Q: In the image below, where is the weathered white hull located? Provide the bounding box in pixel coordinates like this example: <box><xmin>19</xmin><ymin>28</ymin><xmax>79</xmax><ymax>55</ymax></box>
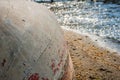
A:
<box><xmin>0</xmin><ymin>0</ymin><xmax>74</xmax><ymax>80</ymax></box>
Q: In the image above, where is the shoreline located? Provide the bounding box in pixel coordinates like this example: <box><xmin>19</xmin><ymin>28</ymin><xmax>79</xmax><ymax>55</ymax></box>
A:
<box><xmin>43</xmin><ymin>1</ymin><xmax>120</xmax><ymax>44</ymax></box>
<box><xmin>62</xmin><ymin>27</ymin><xmax>120</xmax><ymax>54</ymax></box>
<box><xmin>63</xmin><ymin>29</ymin><xmax>120</xmax><ymax>80</ymax></box>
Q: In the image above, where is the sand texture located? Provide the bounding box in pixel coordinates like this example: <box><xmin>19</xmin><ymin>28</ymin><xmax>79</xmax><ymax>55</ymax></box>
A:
<box><xmin>63</xmin><ymin>30</ymin><xmax>120</xmax><ymax>80</ymax></box>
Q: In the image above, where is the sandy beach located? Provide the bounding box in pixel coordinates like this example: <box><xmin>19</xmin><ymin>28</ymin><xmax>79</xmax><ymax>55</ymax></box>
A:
<box><xmin>63</xmin><ymin>30</ymin><xmax>120</xmax><ymax>80</ymax></box>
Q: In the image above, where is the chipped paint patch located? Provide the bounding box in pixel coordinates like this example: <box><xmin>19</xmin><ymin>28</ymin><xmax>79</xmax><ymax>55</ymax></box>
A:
<box><xmin>28</xmin><ymin>73</ymin><xmax>39</xmax><ymax>80</ymax></box>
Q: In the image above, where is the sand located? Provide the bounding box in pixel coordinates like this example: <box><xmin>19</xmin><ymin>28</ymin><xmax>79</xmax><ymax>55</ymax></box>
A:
<box><xmin>63</xmin><ymin>30</ymin><xmax>120</xmax><ymax>80</ymax></box>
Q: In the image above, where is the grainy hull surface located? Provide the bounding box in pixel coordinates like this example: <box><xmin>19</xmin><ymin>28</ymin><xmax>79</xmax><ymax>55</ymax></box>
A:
<box><xmin>0</xmin><ymin>0</ymin><xmax>73</xmax><ymax>80</ymax></box>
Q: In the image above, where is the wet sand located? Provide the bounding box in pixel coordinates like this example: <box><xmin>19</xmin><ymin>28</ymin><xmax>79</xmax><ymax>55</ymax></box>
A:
<box><xmin>63</xmin><ymin>30</ymin><xmax>120</xmax><ymax>80</ymax></box>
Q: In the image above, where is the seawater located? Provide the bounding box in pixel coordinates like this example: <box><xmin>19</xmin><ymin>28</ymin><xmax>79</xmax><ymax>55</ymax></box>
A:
<box><xmin>43</xmin><ymin>1</ymin><xmax>120</xmax><ymax>52</ymax></box>
<box><xmin>44</xmin><ymin>1</ymin><xmax>120</xmax><ymax>41</ymax></box>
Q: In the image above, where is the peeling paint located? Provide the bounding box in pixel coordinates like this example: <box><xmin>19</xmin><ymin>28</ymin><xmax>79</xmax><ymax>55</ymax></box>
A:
<box><xmin>28</xmin><ymin>73</ymin><xmax>39</xmax><ymax>80</ymax></box>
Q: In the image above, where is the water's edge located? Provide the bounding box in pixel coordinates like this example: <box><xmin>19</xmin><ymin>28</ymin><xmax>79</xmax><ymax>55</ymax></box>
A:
<box><xmin>62</xmin><ymin>26</ymin><xmax>120</xmax><ymax>54</ymax></box>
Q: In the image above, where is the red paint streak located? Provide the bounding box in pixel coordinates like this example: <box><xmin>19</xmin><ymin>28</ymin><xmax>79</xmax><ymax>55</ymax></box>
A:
<box><xmin>58</xmin><ymin>62</ymin><xmax>61</xmax><ymax>67</ymax></box>
<box><xmin>58</xmin><ymin>59</ymin><xmax>63</xmax><ymax>67</ymax></box>
<box><xmin>41</xmin><ymin>77</ymin><xmax>49</xmax><ymax>80</ymax></box>
<box><xmin>51</xmin><ymin>62</ymin><xmax>55</xmax><ymax>70</ymax></box>
<box><xmin>54</xmin><ymin>68</ymin><xmax>59</xmax><ymax>75</ymax></box>
<box><xmin>1</xmin><ymin>59</ymin><xmax>6</xmax><ymax>67</ymax></box>
<box><xmin>51</xmin><ymin>59</ymin><xmax>56</xmax><ymax>70</ymax></box>
<box><xmin>28</xmin><ymin>73</ymin><xmax>39</xmax><ymax>80</ymax></box>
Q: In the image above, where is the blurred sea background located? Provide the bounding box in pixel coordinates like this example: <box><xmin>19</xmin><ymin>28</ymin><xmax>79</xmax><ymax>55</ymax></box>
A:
<box><xmin>36</xmin><ymin>0</ymin><xmax>120</xmax><ymax>52</ymax></box>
